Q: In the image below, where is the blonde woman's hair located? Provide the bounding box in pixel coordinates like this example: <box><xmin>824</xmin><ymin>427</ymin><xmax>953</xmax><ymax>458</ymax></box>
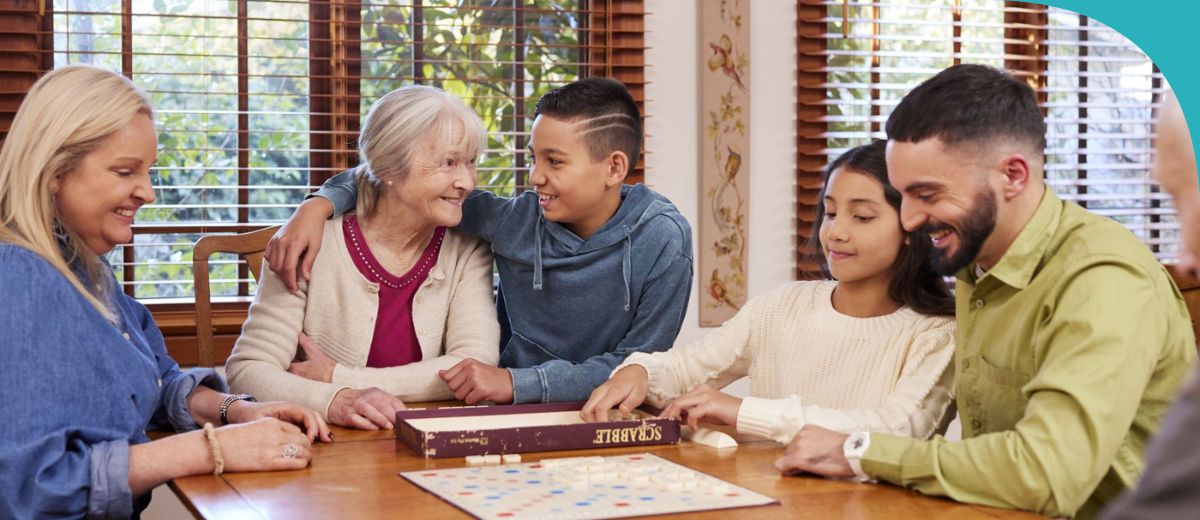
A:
<box><xmin>0</xmin><ymin>65</ymin><xmax>154</xmax><ymax>321</ymax></box>
<box><xmin>354</xmin><ymin>85</ymin><xmax>486</xmax><ymax>218</ymax></box>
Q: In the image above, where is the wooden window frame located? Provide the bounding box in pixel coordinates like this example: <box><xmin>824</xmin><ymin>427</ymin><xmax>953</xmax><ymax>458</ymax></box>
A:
<box><xmin>1</xmin><ymin>0</ymin><xmax>644</xmax><ymax>364</ymax></box>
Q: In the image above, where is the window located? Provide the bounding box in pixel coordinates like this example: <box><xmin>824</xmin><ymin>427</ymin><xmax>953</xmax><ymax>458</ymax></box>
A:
<box><xmin>45</xmin><ymin>0</ymin><xmax>646</xmax><ymax>301</ymax></box>
<box><xmin>797</xmin><ymin>0</ymin><xmax>1172</xmax><ymax>277</ymax></box>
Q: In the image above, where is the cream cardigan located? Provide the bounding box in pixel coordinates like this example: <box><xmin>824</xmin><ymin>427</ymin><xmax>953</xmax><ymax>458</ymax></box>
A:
<box><xmin>618</xmin><ymin>280</ymin><xmax>956</xmax><ymax>443</ymax></box>
<box><xmin>226</xmin><ymin>216</ymin><xmax>500</xmax><ymax>418</ymax></box>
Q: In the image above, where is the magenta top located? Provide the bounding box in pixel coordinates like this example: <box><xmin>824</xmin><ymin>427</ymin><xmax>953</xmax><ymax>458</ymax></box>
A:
<box><xmin>343</xmin><ymin>214</ymin><xmax>446</xmax><ymax>368</ymax></box>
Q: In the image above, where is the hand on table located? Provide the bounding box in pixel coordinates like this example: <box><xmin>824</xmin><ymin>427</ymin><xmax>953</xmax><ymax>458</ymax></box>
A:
<box><xmin>214</xmin><ymin>417</ymin><xmax>314</xmax><ymax>472</ymax></box>
<box><xmin>439</xmin><ymin>358</ymin><xmax>513</xmax><ymax>404</ymax></box>
<box><xmin>328</xmin><ymin>387</ymin><xmax>407</xmax><ymax>430</ymax></box>
<box><xmin>226</xmin><ymin>399</ymin><xmax>332</xmax><ymax>443</ymax></box>
<box><xmin>774</xmin><ymin>425</ymin><xmax>854</xmax><ymax>479</ymax></box>
<box><xmin>660</xmin><ymin>384</ymin><xmax>742</xmax><ymax>431</ymax></box>
<box><xmin>580</xmin><ymin>365</ymin><xmax>650</xmax><ymax>423</ymax></box>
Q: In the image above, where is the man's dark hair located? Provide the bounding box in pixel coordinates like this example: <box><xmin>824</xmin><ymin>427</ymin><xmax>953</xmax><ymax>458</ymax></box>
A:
<box><xmin>886</xmin><ymin>64</ymin><xmax>1047</xmax><ymax>154</ymax></box>
<box><xmin>535</xmin><ymin>77</ymin><xmax>642</xmax><ymax>174</ymax></box>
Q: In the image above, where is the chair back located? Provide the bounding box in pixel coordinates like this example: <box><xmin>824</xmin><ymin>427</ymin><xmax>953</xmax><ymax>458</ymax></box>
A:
<box><xmin>1167</xmin><ymin>264</ymin><xmax>1200</xmax><ymax>348</ymax></box>
<box><xmin>193</xmin><ymin>226</ymin><xmax>280</xmax><ymax>366</ymax></box>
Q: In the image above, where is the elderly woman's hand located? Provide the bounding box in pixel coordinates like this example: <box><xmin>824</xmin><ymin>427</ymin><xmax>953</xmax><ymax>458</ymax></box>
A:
<box><xmin>288</xmin><ymin>333</ymin><xmax>336</xmax><ymax>383</ymax></box>
<box><xmin>215</xmin><ymin>417</ymin><xmax>314</xmax><ymax>472</ymax></box>
<box><xmin>328</xmin><ymin>387</ymin><xmax>407</xmax><ymax>430</ymax></box>
<box><xmin>265</xmin><ymin>197</ymin><xmax>334</xmax><ymax>293</ymax></box>
<box><xmin>226</xmin><ymin>399</ymin><xmax>332</xmax><ymax>443</ymax></box>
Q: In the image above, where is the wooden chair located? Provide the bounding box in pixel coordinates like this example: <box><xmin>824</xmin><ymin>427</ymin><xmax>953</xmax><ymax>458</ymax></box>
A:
<box><xmin>1167</xmin><ymin>264</ymin><xmax>1200</xmax><ymax>348</ymax></box>
<box><xmin>193</xmin><ymin>225</ymin><xmax>280</xmax><ymax>367</ymax></box>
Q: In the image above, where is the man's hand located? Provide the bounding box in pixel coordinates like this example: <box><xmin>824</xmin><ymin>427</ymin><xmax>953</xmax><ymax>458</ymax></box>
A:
<box><xmin>439</xmin><ymin>359</ymin><xmax>514</xmax><ymax>404</ymax></box>
<box><xmin>580</xmin><ymin>365</ymin><xmax>650</xmax><ymax>423</ymax></box>
<box><xmin>774</xmin><ymin>425</ymin><xmax>855</xmax><ymax>479</ymax></box>
<box><xmin>287</xmin><ymin>333</ymin><xmax>336</xmax><ymax>383</ymax></box>
<box><xmin>264</xmin><ymin>197</ymin><xmax>334</xmax><ymax>293</ymax></box>
<box><xmin>659</xmin><ymin>384</ymin><xmax>742</xmax><ymax>431</ymax></box>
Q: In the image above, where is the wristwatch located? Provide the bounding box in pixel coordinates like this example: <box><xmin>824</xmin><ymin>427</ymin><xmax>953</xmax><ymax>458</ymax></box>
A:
<box><xmin>219</xmin><ymin>393</ymin><xmax>257</xmax><ymax>425</ymax></box>
<box><xmin>842</xmin><ymin>431</ymin><xmax>871</xmax><ymax>481</ymax></box>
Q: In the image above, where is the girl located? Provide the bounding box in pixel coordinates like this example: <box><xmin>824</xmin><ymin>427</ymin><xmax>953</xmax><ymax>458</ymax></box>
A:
<box><xmin>581</xmin><ymin>140</ymin><xmax>957</xmax><ymax>443</ymax></box>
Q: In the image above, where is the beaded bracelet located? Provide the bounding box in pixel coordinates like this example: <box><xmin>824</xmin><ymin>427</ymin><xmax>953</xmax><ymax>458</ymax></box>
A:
<box><xmin>203</xmin><ymin>422</ymin><xmax>225</xmax><ymax>475</ymax></box>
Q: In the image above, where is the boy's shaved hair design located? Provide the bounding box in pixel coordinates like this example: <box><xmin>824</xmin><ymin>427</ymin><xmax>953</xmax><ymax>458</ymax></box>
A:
<box><xmin>535</xmin><ymin>78</ymin><xmax>642</xmax><ymax>175</ymax></box>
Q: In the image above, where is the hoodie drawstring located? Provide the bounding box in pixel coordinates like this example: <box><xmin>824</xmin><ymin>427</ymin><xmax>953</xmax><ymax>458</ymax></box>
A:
<box><xmin>533</xmin><ymin>215</ymin><xmax>544</xmax><ymax>291</ymax></box>
<box><xmin>622</xmin><ymin>228</ymin><xmax>632</xmax><ymax>311</ymax></box>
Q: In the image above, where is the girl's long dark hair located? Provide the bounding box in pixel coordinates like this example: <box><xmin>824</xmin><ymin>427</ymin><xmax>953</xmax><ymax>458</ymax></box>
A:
<box><xmin>804</xmin><ymin>140</ymin><xmax>956</xmax><ymax>317</ymax></box>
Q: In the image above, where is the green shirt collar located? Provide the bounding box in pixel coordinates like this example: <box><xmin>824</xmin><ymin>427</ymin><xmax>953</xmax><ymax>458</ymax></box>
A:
<box><xmin>956</xmin><ymin>186</ymin><xmax>1061</xmax><ymax>290</ymax></box>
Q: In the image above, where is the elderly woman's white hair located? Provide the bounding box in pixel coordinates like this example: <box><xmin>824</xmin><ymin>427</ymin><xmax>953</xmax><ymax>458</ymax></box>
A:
<box><xmin>0</xmin><ymin>65</ymin><xmax>153</xmax><ymax>320</ymax></box>
<box><xmin>354</xmin><ymin>85</ymin><xmax>486</xmax><ymax>218</ymax></box>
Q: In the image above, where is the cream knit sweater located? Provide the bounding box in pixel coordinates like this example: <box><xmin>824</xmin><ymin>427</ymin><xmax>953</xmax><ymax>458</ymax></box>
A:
<box><xmin>226</xmin><ymin>216</ymin><xmax>500</xmax><ymax>419</ymax></box>
<box><xmin>618</xmin><ymin>280</ymin><xmax>956</xmax><ymax>443</ymax></box>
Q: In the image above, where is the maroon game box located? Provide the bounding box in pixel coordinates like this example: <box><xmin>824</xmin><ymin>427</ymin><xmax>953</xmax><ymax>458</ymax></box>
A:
<box><xmin>395</xmin><ymin>402</ymin><xmax>680</xmax><ymax>458</ymax></box>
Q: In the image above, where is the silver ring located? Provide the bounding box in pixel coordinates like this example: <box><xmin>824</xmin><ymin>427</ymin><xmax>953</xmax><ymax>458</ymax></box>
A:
<box><xmin>282</xmin><ymin>443</ymin><xmax>299</xmax><ymax>459</ymax></box>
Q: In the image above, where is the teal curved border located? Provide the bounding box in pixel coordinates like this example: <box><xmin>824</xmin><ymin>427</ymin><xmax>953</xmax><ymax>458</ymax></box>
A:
<box><xmin>1028</xmin><ymin>0</ymin><xmax>1200</xmax><ymax>186</ymax></box>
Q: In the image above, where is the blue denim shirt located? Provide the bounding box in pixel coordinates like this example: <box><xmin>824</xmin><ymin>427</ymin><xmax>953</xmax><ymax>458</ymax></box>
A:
<box><xmin>0</xmin><ymin>244</ymin><xmax>224</xmax><ymax>519</ymax></box>
<box><xmin>316</xmin><ymin>171</ymin><xmax>693</xmax><ymax>403</ymax></box>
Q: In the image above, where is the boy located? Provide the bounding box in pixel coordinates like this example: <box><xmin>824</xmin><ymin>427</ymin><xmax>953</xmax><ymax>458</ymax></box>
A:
<box><xmin>265</xmin><ymin>78</ymin><xmax>693</xmax><ymax>405</ymax></box>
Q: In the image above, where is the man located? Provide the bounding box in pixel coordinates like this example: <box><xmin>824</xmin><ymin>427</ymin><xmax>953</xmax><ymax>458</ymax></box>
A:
<box><xmin>776</xmin><ymin>64</ymin><xmax>1196</xmax><ymax>519</ymax></box>
<box><xmin>1102</xmin><ymin>90</ymin><xmax>1200</xmax><ymax>518</ymax></box>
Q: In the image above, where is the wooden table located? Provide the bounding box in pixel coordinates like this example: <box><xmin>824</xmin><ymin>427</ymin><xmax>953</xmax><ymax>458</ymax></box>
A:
<box><xmin>170</xmin><ymin>419</ymin><xmax>1043</xmax><ymax>519</ymax></box>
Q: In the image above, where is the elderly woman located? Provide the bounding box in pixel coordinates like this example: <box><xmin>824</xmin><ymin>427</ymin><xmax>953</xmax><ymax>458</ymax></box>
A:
<box><xmin>226</xmin><ymin>86</ymin><xmax>500</xmax><ymax>430</ymax></box>
<box><xmin>0</xmin><ymin>66</ymin><xmax>331</xmax><ymax>519</ymax></box>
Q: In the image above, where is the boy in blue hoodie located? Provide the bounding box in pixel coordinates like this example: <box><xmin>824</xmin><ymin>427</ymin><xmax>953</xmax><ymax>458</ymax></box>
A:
<box><xmin>264</xmin><ymin>78</ymin><xmax>693</xmax><ymax>405</ymax></box>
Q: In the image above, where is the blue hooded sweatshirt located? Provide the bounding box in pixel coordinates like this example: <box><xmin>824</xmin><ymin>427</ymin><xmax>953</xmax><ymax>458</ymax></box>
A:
<box><xmin>314</xmin><ymin>170</ymin><xmax>693</xmax><ymax>403</ymax></box>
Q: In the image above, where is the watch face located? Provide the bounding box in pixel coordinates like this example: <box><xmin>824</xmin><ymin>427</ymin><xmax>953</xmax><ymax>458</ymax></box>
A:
<box><xmin>851</xmin><ymin>436</ymin><xmax>865</xmax><ymax>450</ymax></box>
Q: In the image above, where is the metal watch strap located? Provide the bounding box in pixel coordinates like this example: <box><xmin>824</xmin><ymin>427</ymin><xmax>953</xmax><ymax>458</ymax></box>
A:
<box><xmin>219</xmin><ymin>393</ymin><xmax>257</xmax><ymax>425</ymax></box>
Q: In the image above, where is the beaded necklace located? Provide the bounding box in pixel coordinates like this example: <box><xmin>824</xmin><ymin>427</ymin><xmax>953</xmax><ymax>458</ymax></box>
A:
<box><xmin>344</xmin><ymin>215</ymin><xmax>444</xmax><ymax>290</ymax></box>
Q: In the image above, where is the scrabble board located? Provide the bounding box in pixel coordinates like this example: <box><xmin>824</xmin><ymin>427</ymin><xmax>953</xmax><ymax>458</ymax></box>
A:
<box><xmin>399</xmin><ymin>453</ymin><xmax>778</xmax><ymax>519</ymax></box>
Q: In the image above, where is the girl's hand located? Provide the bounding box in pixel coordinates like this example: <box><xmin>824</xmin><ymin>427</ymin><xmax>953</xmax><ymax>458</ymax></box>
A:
<box><xmin>660</xmin><ymin>384</ymin><xmax>743</xmax><ymax>431</ymax></box>
<box><xmin>580</xmin><ymin>365</ymin><xmax>650</xmax><ymax>423</ymax></box>
<box><xmin>226</xmin><ymin>399</ymin><xmax>332</xmax><ymax>443</ymax></box>
<box><xmin>264</xmin><ymin>197</ymin><xmax>334</xmax><ymax>293</ymax></box>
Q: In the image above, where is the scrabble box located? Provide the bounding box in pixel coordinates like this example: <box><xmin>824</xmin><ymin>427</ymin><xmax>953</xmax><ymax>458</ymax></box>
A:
<box><xmin>395</xmin><ymin>402</ymin><xmax>680</xmax><ymax>458</ymax></box>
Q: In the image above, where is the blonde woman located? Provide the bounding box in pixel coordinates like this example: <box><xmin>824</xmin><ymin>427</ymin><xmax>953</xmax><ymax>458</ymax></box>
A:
<box><xmin>0</xmin><ymin>66</ymin><xmax>330</xmax><ymax>519</ymax></box>
<box><xmin>226</xmin><ymin>86</ymin><xmax>500</xmax><ymax>430</ymax></box>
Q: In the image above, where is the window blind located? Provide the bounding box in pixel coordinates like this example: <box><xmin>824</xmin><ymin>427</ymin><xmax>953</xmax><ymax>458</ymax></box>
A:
<box><xmin>44</xmin><ymin>0</ymin><xmax>646</xmax><ymax>301</ymax></box>
<box><xmin>797</xmin><ymin>0</ymin><xmax>1172</xmax><ymax>277</ymax></box>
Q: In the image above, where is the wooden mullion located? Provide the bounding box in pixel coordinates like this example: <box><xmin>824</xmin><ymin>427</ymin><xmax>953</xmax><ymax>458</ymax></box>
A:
<box><xmin>1150</xmin><ymin>62</ymin><xmax>1162</xmax><ymax>253</ymax></box>
<box><xmin>1076</xmin><ymin>14</ymin><xmax>1088</xmax><ymax>208</ymax></box>
<box><xmin>513</xmin><ymin>0</ymin><xmax>528</xmax><ymax>189</ymax></box>
<box><xmin>413</xmin><ymin>0</ymin><xmax>424</xmax><ymax>83</ymax></box>
<box><xmin>869</xmin><ymin>3</ymin><xmax>880</xmax><ymax>136</ymax></box>
<box><xmin>237</xmin><ymin>0</ymin><xmax>250</xmax><ymax>297</ymax></box>
<box><xmin>1004</xmin><ymin>2</ymin><xmax>1048</xmax><ymax>109</ymax></box>
<box><xmin>951</xmin><ymin>1</ymin><xmax>961</xmax><ymax>66</ymax></box>
<box><xmin>310</xmin><ymin>0</ymin><xmax>334</xmax><ymax>188</ymax></box>
<box><xmin>122</xmin><ymin>0</ymin><xmax>135</xmax><ymax>295</ymax></box>
<box><xmin>796</xmin><ymin>0</ymin><xmax>829</xmax><ymax>279</ymax></box>
<box><xmin>587</xmin><ymin>0</ymin><xmax>645</xmax><ymax>184</ymax></box>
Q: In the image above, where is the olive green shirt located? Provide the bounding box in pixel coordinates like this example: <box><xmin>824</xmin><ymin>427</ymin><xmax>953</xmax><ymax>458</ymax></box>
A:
<box><xmin>861</xmin><ymin>188</ymin><xmax>1196</xmax><ymax>518</ymax></box>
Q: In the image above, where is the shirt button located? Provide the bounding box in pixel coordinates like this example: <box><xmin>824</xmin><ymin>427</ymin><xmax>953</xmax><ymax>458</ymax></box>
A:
<box><xmin>971</xmin><ymin>419</ymin><xmax>983</xmax><ymax>430</ymax></box>
<box><xmin>122</xmin><ymin>332</ymin><xmax>131</xmax><ymax>340</ymax></box>
<box><xmin>973</xmin><ymin>299</ymin><xmax>985</xmax><ymax>309</ymax></box>
<box><xmin>963</xmin><ymin>359</ymin><xmax>971</xmax><ymax>369</ymax></box>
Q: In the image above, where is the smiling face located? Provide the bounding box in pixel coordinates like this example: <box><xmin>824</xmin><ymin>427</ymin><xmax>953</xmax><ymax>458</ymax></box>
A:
<box><xmin>526</xmin><ymin>114</ymin><xmax>624</xmax><ymax>238</ymax></box>
<box><xmin>388</xmin><ymin>129</ymin><xmax>477</xmax><ymax>228</ymax></box>
<box><xmin>818</xmin><ymin>167</ymin><xmax>906</xmax><ymax>284</ymax></box>
<box><xmin>51</xmin><ymin>112</ymin><xmax>158</xmax><ymax>255</ymax></box>
<box><xmin>886</xmin><ymin>138</ymin><xmax>1003</xmax><ymax>276</ymax></box>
